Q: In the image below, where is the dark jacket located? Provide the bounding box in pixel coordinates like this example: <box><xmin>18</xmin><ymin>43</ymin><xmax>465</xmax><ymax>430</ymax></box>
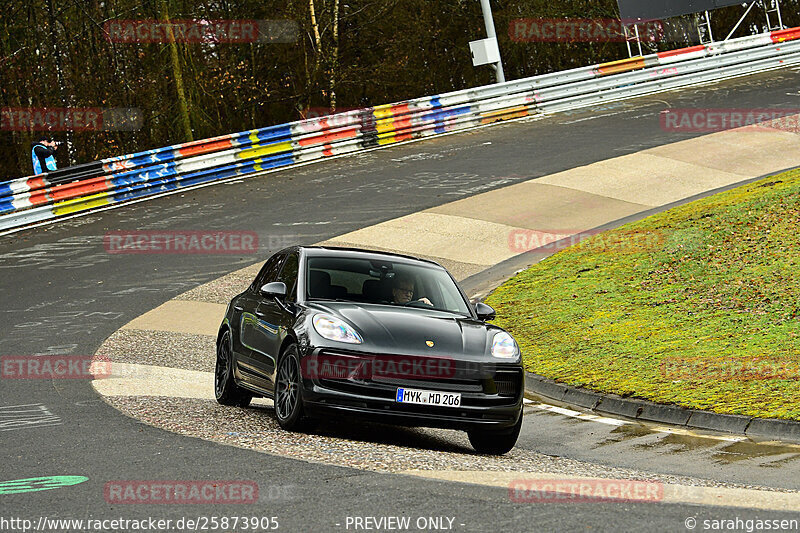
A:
<box><xmin>31</xmin><ymin>142</ymin><xmax>57</xmax><ymax>174</ymax></box>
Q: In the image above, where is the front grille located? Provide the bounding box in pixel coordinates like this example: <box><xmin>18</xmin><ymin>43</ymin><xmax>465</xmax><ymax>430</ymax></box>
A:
<box><xmin>371</xmin><ymin>375</ymin><xmax>483</xmax><ymax>392</ymax></box>
<box><xmin>493</xmin><ymin>369</ymin><xmax>521</xmax><ymax>397</ymax></box>
<box><xmin>314</xmin><ymin>350</ymin><xmax>522</xmax><ymax>405</ymax></box>
<box><xmin>316</xmin><ymin>350</ymin><xmax>486</xmax><ymax>391</ymax></box>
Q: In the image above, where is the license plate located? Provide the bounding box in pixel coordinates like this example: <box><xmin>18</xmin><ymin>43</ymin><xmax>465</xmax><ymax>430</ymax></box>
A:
<box><xmin>395</xmin><ymin>387</ymin><xmax>461</xmax><ymax>407</ymax></box>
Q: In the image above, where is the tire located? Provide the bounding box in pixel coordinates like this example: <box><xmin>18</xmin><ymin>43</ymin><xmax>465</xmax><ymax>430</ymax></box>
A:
<box><xmin>467</xmin><ymin>412</ymin><xmax>522</xmax><ymax>455</ymax></box>
<box><xmin>215</xmin><ymin>329</ymin><xmax>252</xmax><ymax>407</ymax></box>
<box><xmin>274</xmin><ymin>343</ymin><xmax>309</xmax><ymax>431</ymax></box>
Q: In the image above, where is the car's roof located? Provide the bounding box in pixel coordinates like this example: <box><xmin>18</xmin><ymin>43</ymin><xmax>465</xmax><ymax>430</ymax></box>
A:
<box><xmin>292</xmin><ymin>246</ymin><xmax>445</xmax><ymax>269</ymax></box>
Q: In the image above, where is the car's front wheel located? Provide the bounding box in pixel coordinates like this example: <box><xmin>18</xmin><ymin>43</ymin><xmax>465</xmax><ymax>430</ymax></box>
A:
<box><xmin>467</xmin><ymin>413</ymin><xmax>522</xmax><ymax>455</ymax></box>
<box><xmin>215</xmin><ymin>329</ymin><xmax>252</xmax><ymax>407</ymax></box>
<box><xmin>274</xmin><ymin>343</ymin><xmax>309</xmax><ymax>431</ymax></box>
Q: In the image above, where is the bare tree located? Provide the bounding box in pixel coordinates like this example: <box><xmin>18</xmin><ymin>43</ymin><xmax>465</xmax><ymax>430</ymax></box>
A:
<box><xmin>159</xmin><ymin>0</ymin><xmax>193</xmax><ymax>142</ymax></box>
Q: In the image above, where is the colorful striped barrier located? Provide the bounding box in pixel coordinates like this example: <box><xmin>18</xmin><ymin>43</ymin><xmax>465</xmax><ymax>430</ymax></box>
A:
<box><xmin>2</xmin><ymin>26</ymin><xmax>800</xmax><ymax>233</ymax></box>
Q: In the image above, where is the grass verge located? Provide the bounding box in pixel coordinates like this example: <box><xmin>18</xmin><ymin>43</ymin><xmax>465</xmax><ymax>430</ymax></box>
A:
<box><xmin>486</xmin><ymin>169</ymin><xmax>800</xmax><ymax>420</ymax></box>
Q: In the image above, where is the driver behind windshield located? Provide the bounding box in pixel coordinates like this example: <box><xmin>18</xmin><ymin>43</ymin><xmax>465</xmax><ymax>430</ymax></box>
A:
<box><xmin>391</xmin><ymin>274</ymin><xmax>432</xmax><ymax>306</ymax></box>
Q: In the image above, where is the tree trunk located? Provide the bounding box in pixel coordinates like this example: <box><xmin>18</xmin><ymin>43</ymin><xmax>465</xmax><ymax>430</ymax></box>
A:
<box><xmin>309</xmin><ymin>0</ymin><xmax>323</xmax><ymax>80</ymax></box>
<box><xmin>159</xmin><ymin>0</ymin><xmax>193</xmax><ymax>142</ymax></box>
<box><xmin>330</xmin><ymin>0</ymin><xmax>339</xmax><ymax>111</ymax></box>
<box><xmin>46</xmin><ymin>0</ymin><xmax>76</xmax><ymax>165</ymax></box>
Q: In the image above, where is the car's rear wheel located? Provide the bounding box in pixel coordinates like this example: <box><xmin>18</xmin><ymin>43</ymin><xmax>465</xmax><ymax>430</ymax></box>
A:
<box><xmin>215</xmin><ymin>329</ymin><xmax>252</xmax><ymax>407</ymax></box>
<box><xmin>467</xmin><ymin>413</ymin><xmax>522</xmax><ymax>455</ymax></box>
<box><xmin>275</xmin><ymin>343</ymin><xmax>309</xmax><ymax>431</ymax></box>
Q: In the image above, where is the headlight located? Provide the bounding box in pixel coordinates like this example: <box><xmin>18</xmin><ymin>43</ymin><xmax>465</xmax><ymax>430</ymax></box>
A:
<box><xmin>491</xmin><ymin>332</ymin><xmax>518</xmax><ymax>358</ymax></box>
<box><xmin>312</xmin><ymin>314</ymin><xmax>363</xmax><ymax>344</ymax></box>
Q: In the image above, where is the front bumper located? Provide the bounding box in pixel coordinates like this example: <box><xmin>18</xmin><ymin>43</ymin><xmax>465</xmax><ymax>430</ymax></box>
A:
<box><xmin>300</xmin><ymin>348</ymin><xmax>524</xmax><ymax>431</ymax></box>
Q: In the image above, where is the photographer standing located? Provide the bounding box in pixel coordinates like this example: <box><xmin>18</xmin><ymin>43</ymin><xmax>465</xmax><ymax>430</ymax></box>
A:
<box><xmin>31</xmin><ymin>136</ymin><xmax>59</xmax><ymax>174</ymax></box>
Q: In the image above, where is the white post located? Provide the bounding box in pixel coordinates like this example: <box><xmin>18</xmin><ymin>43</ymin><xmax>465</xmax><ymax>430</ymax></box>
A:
<box><xmin>479</xmin><ymin>0</ymin><xmax>506</xmax><ymax>83</ymax></box>
<box><xmin>724</xmin><ymin>1</ymin><xmax>757</xmax><ymax>41</ymax></box>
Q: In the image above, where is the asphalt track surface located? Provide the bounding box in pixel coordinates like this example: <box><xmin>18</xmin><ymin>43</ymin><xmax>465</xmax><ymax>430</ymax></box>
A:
<box><xmin>3</xmin><ymin>69</ymin><xmax>800</xmax><ymax>532</ymax></box>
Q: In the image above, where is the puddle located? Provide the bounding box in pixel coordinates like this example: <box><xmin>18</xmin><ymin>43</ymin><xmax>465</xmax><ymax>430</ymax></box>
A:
<box><xmin>592</xmin><ymin>423</ymin><xmax>654</xmax><ymax>448</ymax></box>
<box><xmin>590</xmin><ymin>423</ymin><xmax>800</xmax><ymax>466</ymax></box>
<box><xmin>632</xmin><ymin>431</ymin><xmax>724</xmax><ymax>454</ymax></box>
<box><xmin>711</xmin><ymin>440</ymin><xmax>800</xmax><ymax>465</ymax></box>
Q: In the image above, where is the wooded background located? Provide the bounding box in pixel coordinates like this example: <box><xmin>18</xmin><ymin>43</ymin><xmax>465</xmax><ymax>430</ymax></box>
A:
<box><xmin>2</xmin><ymin>0</ymin><xmax>798</xmax><ymax>178</ymax></box>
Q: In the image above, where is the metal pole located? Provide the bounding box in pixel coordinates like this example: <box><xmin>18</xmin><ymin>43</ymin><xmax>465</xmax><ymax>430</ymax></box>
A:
<box><xmin>724</xmin><ymin>1</ymin><xmax>757</xmax><ymax>41</ymax></box>
<box><xmin>479</xmin><ymin>0</ymin><xmax>506</xmax><ymax>83</ymax></box>
<box><xmin>634</xmin><ymin>24</ymin><xmax>642</xmax><ymax>56</ymax></box>
<box><xmin>624</xmin><ymin>25</ymin><xmax>633</xmax><ymax>58</ymax></box>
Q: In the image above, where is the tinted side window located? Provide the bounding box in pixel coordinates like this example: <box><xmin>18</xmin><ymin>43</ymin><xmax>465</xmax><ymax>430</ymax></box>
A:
<box><xmin>276</xmin><ymin>253</ymin><xmax>299</xmax><ymax>302</ymax></box>
<box><xmin>252</xmin><ymin>253</ymin><xmax>285</xmax><ymax>291</ymax></box>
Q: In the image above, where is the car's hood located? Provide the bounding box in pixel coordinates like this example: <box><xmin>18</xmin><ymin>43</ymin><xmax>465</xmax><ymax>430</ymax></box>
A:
<box><xmin>305</xmin><ymin>301</ymin><xmax>497</xmax><ymax>359</ymax></box>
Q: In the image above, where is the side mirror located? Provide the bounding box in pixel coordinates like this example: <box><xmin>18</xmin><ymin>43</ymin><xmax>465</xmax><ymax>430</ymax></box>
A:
<box><xmin>260</xmin><ymin>281</ymin><xmax>287</xmax><ymax>298</ymax></box>
<box><xmin>475</xmin><ymin>302</ymin><xmax>496</xmax><ymax>321</ymax></box>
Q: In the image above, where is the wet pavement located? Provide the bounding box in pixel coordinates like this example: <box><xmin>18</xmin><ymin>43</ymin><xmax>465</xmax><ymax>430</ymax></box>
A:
<box><xmin>518</xmin><ymin>394</ymin><xmax>800</xmax><ymax>491</ymax></box>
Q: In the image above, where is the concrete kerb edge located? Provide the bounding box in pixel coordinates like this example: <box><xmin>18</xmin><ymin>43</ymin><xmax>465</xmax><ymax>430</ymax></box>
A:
<box><xmin>522</xmin><ymin>370</ymin><xmax>800</xmax><ymax>442</ymax></box>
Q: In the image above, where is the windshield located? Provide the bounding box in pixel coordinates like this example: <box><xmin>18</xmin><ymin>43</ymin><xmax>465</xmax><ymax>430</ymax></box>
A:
<box><xmin>306</xmin><ymin>256</ymin><xmax>471</xmax><ymax>315</ymax></box>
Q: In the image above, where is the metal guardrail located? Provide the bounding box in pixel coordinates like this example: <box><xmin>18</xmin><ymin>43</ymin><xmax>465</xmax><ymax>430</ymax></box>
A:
<box><xmin>2</xmin><ymin>26</ymin><xmax>799</xmax><ymax>233</ymax></box>
<box><xmin>540</xmin><ymin>39</ymin><xmax>800</xmax><ymax>113</ymax></box>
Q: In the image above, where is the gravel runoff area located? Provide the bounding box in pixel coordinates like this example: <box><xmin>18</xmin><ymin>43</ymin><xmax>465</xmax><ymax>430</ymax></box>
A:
<box><xmin>96</xmin><ymin>329</ymin><xmax>216</xmax><ymax>373</ymax></box>
<box><xmin>104</xmin><ymin>395</ymin><xmax>800</xmax><ymax>494</ymax></box>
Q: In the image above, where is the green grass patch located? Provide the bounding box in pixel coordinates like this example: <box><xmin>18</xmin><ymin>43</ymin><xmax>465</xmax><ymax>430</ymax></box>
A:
<box><xmin>486</xmin><ymin>169</ymin><xmax>800</xmax><ymax>420</ymax></box>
